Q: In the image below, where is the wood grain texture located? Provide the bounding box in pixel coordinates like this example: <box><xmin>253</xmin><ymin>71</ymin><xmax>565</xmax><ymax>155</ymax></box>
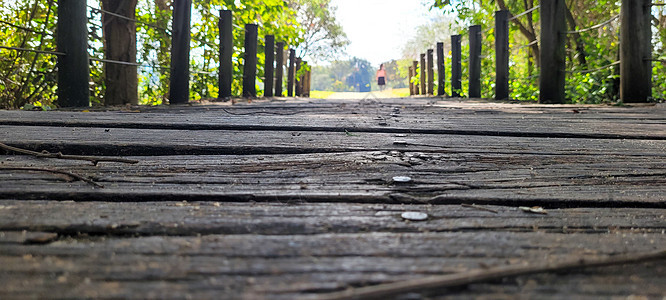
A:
<box><xmin>1</xmin><ymin>98</ymin><xmax>665</xmax><ymax>299</ymax></box>
<box><xmin>0</xmin><ymin>201</ymin><xmax>663</xmax><ymax>299</ymax></box>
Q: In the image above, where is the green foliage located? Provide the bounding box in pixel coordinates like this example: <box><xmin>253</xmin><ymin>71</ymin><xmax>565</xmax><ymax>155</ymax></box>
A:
<box><xmin>429</xmin><ymin>0</ymin><xmax>666</xmax><ymax>103</ymax></box>
<box><xmin>0</xmin><ymin>0</ymin><xmax>308</xmax><ymax>108</ymax></box>
<box><xmin>0</xmin><ymin>0</ymin><xmax>57</xmax><ymax>109</ymax></box>
<box><xmin>136</xmin><ymin>0</ymin><xmax>304</xmax><ymax>104</ymax></box>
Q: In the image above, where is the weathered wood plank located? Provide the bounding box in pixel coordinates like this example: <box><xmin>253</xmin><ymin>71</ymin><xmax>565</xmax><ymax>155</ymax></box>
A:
<box><xmin>1</xmin><ymin>98</ymin><xmax>665</xmax><ymax>299</ymax></box>
<box><xmin>0</xmin><ymin>201</ymin><xmax>663</xmax><ymax>236</ymax></box>
<box><xmin>1</xmin><ymin>102</ymin><xmax>664</xmax><ymax>139</ymax></box>
<box><xmin>0</xmin><ymin>229</ymin><xmax>664</xmax><ymax>299</ymax></box>
<box><xmin>2</xmin><ymin>125</ymin><xmax>665</xmax><ymax>156</ymax></box>
<box><xmin>1</xmin><ymin>151</ymin><xmax>664</xmax><ymax>205</ymax></box>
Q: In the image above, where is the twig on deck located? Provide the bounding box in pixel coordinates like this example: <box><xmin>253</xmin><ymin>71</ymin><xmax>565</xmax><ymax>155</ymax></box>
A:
<box><xmin>314</xmin><ymin>249</ymin><xmax>666</xmax><ymax>300</ymax></box>
<box><xmin>461</xmin><ymin>203</ymin><xmax>499</xmax><ymax>214</ymax></box>
<box><xmin>0</xmin><ymin>167</ymin><xmax>104</xmax><ymax>188</ymax></box>
<box><xmin>0</xmin><ymin>142</ymin><xmax>139</xmax><ymax>166</ymax></box>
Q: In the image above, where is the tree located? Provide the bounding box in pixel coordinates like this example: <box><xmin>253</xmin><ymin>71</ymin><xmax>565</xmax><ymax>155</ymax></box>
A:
<box><xmin>102</xmin><ymin>0</ymin><xmax>139</xmax><ymax>105</ymax></box>
<box><xmin>401</xmin><ymin>15</ymin><xmax>455</xmax><ymax>60</ymax></box>
<box><xmin>288</xmin><ymin>0</ymin><xmax>349</xmax><ymax>63</ymax></box>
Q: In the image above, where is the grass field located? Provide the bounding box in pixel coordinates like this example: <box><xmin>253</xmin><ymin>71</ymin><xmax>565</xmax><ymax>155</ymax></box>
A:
<box><xmin>310</xmin><ymin>88</ymin><xmax>410</xmax><ymax>99</ymax></box>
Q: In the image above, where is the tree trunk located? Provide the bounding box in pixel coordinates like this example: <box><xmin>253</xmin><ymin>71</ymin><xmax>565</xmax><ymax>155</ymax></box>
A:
<box><xmin>565</xmin><ymin>4</ymin><xmax>587</xmax><ymax>67</ymax></box>
<box><xmin>102</xmin><ymin>0</ymin><xmax>138</xmax><ymax>106</ymax></box>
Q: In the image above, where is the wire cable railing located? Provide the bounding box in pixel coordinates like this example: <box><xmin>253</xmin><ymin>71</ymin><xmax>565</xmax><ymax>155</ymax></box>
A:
<box><xmin>0</xmin><ymin>20</ymin><xmax>49</xmax><ymax>35</ymax></box>
<box><xmin>566</xmin><ymin>61</ymin><xmax>620</xmax><ymax>74</ymax></box>
<box><xmin>564</xmin><ymin>14</ymin><xmax>620</xmax><ymax>34</ymax></box>
<box><xmin>85</xmin><ymin>5</ymin><xmax>213</xmax><ymax>73</ymax></box>
<box><xmin>507</xmin><ymin>5</ymin><xmax>540</xmax><ymax>54</ymax></box>
<box><xmin>0</xmin><ymin>45</ymin><xmax>64</xmax><ymax>56</ymax></box>
<box><xmin>508</xmin><ymin>5</ymin><xmax>540</xmax><ymax>21</ymax></box>
<box><xmin>563</xmin><ymin>13</ymin><xmax>621</xmax><ymax>75</ymax></box>
<box><xmin>85</xmin><ymin>2</ymin><xmax>227</xmax><ymax>103</ymax></box>
<box><xmin>86</xmin><ymin>5</ymin><xmax>171</xmax><ymax>33</ymax></box>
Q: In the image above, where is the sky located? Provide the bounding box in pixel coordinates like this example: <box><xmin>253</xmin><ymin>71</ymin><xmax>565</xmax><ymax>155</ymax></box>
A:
<box><xmin>329</xmin><ymin>0</ymin><xmax>443</xmax><ymax>67</ymax></box>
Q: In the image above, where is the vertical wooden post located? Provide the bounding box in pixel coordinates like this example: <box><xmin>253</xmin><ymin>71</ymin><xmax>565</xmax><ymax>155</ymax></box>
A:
<box><xmin>218</xmin><ymin>10</ymin><xmax>233</xmax><ymax>99</ymax></box>
<box><xmin>274</xmin><ymin>42</ymin><xmax>285</xmax><ymax>97</ymax></box>
<box><xmin>169</xmin><ymin>0</ymin><xmax>192</xmax><ymax>104</ymax></box>
<box><xmin>413</xmin><ymin>60</ymin><xmax>420</xmax><ymax>95</ymax></box>
<box><xmin>295</xmin><ymin>58</ymin><xmax>302</xmax><ymax>97</ymax></box>
<box><xmin>451</xmin><ymin>35</ymin><xmax>462</xmax><ymax>97</ymax></box>
<box><xmin>408</xmin><ymin>66</ymin><xmax>415</xmax><ymax>95</ymax></box>
<box><xmin>287</xmin><ymin>49</ymin><xmax>295</xmax><ymax>97</ymax></box>
<box><xmin>242</xmin><ymin>24</ymin><xmax>258</xmax><ymax>98</ymax></box>
<box><xmin>419</xmin><ymin>53</ymin><xmax>426</xmax><ymax>95</ymax></box>
<box><xmin>437</xmin><ymin>42</ymin><xmax>446</xmax><ymax>96</ymax></box>
<box><xmin>305</xmin><ymin>69</ymin><xmax>311</xmax><ymax>97</ymax></box>
<box><xmin>539</xmin><ymin>0</ymin><xmax>566</xmax><ymax>104</ymax></box>
<box><xmin>469</xmin><ymin>25</ymin><xmax>482</xmax><ymax>98</ymax></box>
<box><xmin>620</xmin><ymin>0</ymin><xmax>652</xmax><ymax>103</ymax></box>
<box><xmin>264</xmin><ymin>35</ymin><xmax>275</xmax><ymax>97</ymax></box>
<box><xmin>495</xmin><ymin>10</ymin><xmax>510</xmax><ymax>100</ymax></box>
<box><xmin>427</xmin><ymin>49</ymin><xmax>434</xmax><ymax>95</ymax></box>
<box><xmin>56</xmin><ymin>0</ymin><xmax>90</xmax><ymax>107</ymax></box>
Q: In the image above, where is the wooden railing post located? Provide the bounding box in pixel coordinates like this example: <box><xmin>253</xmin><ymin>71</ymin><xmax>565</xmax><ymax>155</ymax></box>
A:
<box><xmin>169</xmin><ymin>0</ymin><xmax>192</xmax><ymax>104</ymax></box>
<box><xmin>620</xmin><ymin>0</ymin><xmax>652</xmax><ymax>103</ymax></box>
<box><xmin>495</xmin><ymin>10</ymin><xmax>509</xmax><ymax>100</ymax></box>
<box><xmin>264</xmin><ymin>35</ymin><xmax>275</xmax><ymax>97</ymax></box>
<box><xmin>305</xmin><ymin>68</ymin><xmax>311</xmax><ymax>97</ymax></box>
<box><xmin>419</xmin><ymin>53</ymin><xmax>426</xmax><ymax>95</ymax></box>
<box><xmin>437</xmin><ymin>42</ymin><xmax>446</xmax><ymax>96</ymax></box>
<box><xmin>539</xmin><ymin>0</ymin><xmax>566</xmax><ymax>104</ymax></box>
<box><xmin>469</xmin><ymin>25</ymin><xmax>482</xmax><ymax>98</ymax></box>
<box><xmin>275</xmin><ymin>42</ymin><xmax>285</xmax><ymax>97</ymax></box>
<box><xmin>287</xmin><ymin>49</ymin><xmax>295</xmax><ymax>97</ymax></box>
<box><xmin>56</xmin><ymin>0</ymin><xmax>90</xmax><ymax>107</ymax></box>
<box><xmin>295</xmin><ymin>58</ymin><xmax>302</xmax><ymax>97</ymax></box>
<box><xmin>242</xmin><ymin>24</ymin><xmax>258</xmax><ymax>98</ymax></box>
<box><xmin>413</xmin><ymin>60</ymin><xmax>420</xmax><ymax>95</ymax></box>
<box><xmin>218</xmin><ymin>10</ymin><xmax>233</xmax><ymax>99</ymax></box>
<box><xmin>427</xmin><ymin>49</ymin><xmax>434</xmax><ymax>95</ymax></box>
<box><xmin>451</xmin><ymin>35</ymin><xmax>462</xmax><ymax>97</ymax></box>
<box><xmin>408</xmin><ymin>66</ymin><xmax>415</xmax><ymax>95</ymax></box>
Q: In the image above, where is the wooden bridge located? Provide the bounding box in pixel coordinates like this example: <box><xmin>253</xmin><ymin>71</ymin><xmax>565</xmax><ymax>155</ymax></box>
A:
<box><xmin>1</xmin><ymin>97</ymin><xmax>665</xmax><ymax>299</ymax></box>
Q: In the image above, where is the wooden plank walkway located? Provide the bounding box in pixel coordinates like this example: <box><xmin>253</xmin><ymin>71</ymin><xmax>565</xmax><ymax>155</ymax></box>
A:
<box><xmin>1</xmin><ymin>98</ymin><xmax>665</xmax><ymax>299</ymax></box>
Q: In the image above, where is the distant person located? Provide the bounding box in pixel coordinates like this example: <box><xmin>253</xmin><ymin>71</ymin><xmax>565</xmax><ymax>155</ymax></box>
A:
<box><xmin>376</xmin><ymin>64</ymin><xmax>387</xmax><ymax>91</ymax></box>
